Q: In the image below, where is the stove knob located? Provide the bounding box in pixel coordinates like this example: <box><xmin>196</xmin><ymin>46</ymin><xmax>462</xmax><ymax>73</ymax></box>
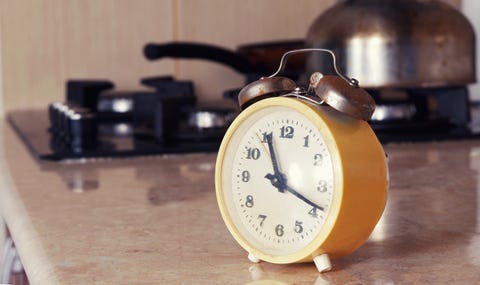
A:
<box><xmin>57</xmin><ymin>103</ymin><xmax>71</xmax><ymax>139</ymax></box>
<box><xmin>68</xmin><ymin>111</ymin><xmax>98</xmax><ymax>153</ymax></box>
<box><xmin>48</xmin><ymin>102</ymin><xmax>65</xmax><ymax>135</ymax></box>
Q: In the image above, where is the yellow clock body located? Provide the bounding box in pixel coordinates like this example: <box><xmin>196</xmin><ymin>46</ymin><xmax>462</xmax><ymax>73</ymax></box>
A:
<box><xmin>215</xmin><ymin>96</ymin><xmax>388</xmax><ymax>271</ymax></box>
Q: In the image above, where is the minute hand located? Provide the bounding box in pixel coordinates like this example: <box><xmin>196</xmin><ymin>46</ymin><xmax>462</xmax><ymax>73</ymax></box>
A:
<box><xmin>284</xmin><ymin>185</ymin><xmax>324</xmax><ymax>211</ymax></box>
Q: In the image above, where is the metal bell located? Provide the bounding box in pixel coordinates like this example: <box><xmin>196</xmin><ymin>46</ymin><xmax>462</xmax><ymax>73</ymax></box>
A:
<box><xmin>312</xmin><ymin>73</ymin><xmax>376</xmax><ymax>121</ymax></box>
<box><xmin>238</xmin><ymin>76</ymin><xmax>296</xmax><ymax>110</ymax></box>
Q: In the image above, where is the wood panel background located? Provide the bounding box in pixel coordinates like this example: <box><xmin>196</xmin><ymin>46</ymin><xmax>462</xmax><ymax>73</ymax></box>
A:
<box><xmin>0</xmin><ymin>0</ymin><xmax>176</xmax><ymax>114</ymax></box>
<box><xmin>0</xmin><ymin>0</ymin><xmax>464</xmax><ymax>115</ymax></box>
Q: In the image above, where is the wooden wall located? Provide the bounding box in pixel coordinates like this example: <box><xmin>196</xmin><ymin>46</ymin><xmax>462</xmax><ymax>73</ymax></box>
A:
<box><xmin>0</xmin><ymin>0</ymin><xmax>463</xmax><ymax>114</ymax></box>
<box><xmin>0</xmin><ymin>0</ymin><xmax>176</xmax><ymax>114</ymax></box>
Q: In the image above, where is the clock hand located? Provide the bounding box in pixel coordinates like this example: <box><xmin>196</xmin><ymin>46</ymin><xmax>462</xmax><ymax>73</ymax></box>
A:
<box><xmin>263</xmin><ymin>133</ymin><xmax>324</xmax><ymax>211</ymax></box>
<box><xmin>265</xmin><ymin>133</ymin><xmax>282</xmax><ymax>177</ymax></box>
<box><xmin>265</xmin><ymin>173</ymin><xmax>286</xmax><ymax>192</ymax></box>
<box><xmin>264</xmin><ymin>132</ymin><xmax>287</xmax><ymax>192</ymax></box>
<box><xmin>284</xmin><ymin>185</ymin><xmax>324</xmax><ymax>211</ymax></box>
<box><xmin>265</xmin><ymin>174</ymin><xmax>324</xmax><ymax>211</ymax></box>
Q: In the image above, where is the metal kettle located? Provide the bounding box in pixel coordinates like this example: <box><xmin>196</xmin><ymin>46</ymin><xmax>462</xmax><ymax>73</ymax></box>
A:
<box><xmin>305</xmin><ymin>0</ymin><xmax>476</xmax><ymax>89</ymax></box>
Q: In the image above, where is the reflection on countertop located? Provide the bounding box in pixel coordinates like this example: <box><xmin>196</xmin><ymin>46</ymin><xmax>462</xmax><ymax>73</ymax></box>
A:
<box><xmin>1</xmin><ymin>122</ymin><xmax>480</xmax><ymax>284</ymax></box>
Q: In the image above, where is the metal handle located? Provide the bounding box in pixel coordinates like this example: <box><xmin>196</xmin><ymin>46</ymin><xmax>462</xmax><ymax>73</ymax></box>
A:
<box><xmin>267</xmin><ymin>48</ymin><xmax>359</xmax><ymax>87</ymax></box>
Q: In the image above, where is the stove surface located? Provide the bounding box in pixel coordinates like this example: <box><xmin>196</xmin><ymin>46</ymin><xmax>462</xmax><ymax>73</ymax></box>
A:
<box><xmin>9</xmin><ymin>105</ymin><xmax>480</xmax><ymax>161</ymax></box>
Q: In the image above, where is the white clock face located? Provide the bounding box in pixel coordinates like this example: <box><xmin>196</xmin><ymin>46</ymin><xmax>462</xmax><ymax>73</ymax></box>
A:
<box><xmin>220</xmin><ymin>105</ymin><xmax>335</xmax><ymax>256</ymax></box>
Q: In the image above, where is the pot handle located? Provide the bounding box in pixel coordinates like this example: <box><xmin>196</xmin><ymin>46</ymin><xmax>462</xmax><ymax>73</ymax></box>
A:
<box><xmin>143</xmin><ymin>42</ymin><xmax>255</xmax><ymax>74</ymax></box>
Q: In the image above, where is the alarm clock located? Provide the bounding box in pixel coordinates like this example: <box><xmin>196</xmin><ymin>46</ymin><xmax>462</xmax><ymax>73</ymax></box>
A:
<box><xmin>215</xmin><ymin>49</ymin><xmax>388</xmax><ymax>272</ymax></box>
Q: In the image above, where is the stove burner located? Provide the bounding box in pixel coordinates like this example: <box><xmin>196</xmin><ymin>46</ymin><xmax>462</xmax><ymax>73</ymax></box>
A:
<box><xmin>369</xmin><ymin>86</ymin><xmax>477</xmax><ymax>142</ymax></box>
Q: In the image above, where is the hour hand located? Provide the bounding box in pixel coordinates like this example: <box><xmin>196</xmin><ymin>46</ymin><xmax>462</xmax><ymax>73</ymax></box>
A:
<box><xmin>264</xmin><ymin>132</ymin><xmax>282</xmax><ymax>176</ymax></box>
<box><xmin>263</xmin><ymin>132</ymin><xmax>287</xmax><ymax>191</ymax></box>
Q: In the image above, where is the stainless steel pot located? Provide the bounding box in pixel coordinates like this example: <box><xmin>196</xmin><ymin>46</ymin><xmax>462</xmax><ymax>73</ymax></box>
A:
<box><xmin>305</xmin><ymin>0</ymin><xmax>476</xmax><ymax>89</ymax></box>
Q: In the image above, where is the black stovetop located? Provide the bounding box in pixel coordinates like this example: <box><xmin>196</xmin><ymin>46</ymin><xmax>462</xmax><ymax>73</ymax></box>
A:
<box><xmin>8</xmin><ymin>109</ymin><xmax>226</xmax><ymax>161</ymax></box>
<box><xmin>8</xmin><ymin>106</ymin><xmax>480</xmax><ymax>161</ymax></box>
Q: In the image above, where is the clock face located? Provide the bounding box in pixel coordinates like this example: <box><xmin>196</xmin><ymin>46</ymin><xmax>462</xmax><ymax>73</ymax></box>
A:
<box><xmin>220</xmin><ymin>105</ymin><xmax>335</xmax><ymax>256</ymax></box>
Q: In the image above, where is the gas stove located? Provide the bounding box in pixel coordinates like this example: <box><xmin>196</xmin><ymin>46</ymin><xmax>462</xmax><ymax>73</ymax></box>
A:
<box><xmin>9</xmin><ymin>79</ymin><xmax>480</xmax><ymax>161</ymax></box>
<box><xmin>8</xmin><ymin>76</ymin><xmax>237</xmax><ymax>160</ymax></box>
<box><xmin>7</xmin><ymin>40</ymin><xmax>480</xmax><ymax>160</ymax></box>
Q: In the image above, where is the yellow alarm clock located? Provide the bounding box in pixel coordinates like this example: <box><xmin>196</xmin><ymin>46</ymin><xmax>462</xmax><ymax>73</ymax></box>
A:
<box><xmin>215</xmin><ymin>49</ymin><xmax>388</xmax><ymax>272</ymax></box>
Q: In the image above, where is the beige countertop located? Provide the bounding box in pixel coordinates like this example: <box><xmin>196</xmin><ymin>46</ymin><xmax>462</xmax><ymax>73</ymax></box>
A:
<box><xmin>1</xmin><ymin>121</ymin><xmax>480</xmax><ymax>284</ymax></box>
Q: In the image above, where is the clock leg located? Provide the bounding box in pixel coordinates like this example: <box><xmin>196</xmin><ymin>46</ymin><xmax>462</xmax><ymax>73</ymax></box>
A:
<box><xmin>247</xmin><ymin>253</ymin><xmax>261</xmax><ymax>263</ymax></box>
<box><xmin>313</xmin><ymin>254</ymin><xmax>332</xmax><ymax>273</ymax></box>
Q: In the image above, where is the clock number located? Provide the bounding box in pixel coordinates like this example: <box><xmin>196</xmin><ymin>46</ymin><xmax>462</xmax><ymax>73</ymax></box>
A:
<box><xmin>258</xmin><ymin>215</ymin><xmax>267</xmax><ymax>227</ymax></box>
<box><xmin>275</xmin><ymin>224</ymin><xmax>284</xmax><ymax>237</ymax></box>
<box><xmin>279</xmin><ymin>126</ymin><xmax>294</xmax><ymax>139</ymax></box>
<box><xmin>261</xmin><ymin>132</ymin><xmax>271</xmax><ymax>143</ymax></box>
<box><xmin>313</xmin><ymin>154</ymin><xmax>323</xmax><ymax>166</ymax></box>
<box><xmin>308</xmin><ymin>207</ymin><xmax>318</xmax><ymax>218</ymax></box>
<box><xmin>246</xmin><ymin>147</ymin><xmax>260</xmax><ymax>160</ymax></box>
<box><xmin>241</xmin><ymin>170</ymin><xmax>250</xmax><ymax>182</ymax></box>
<box><xmin>294</xmin><ymin>221</ymin><xmax>303</xmax><ymax>233</ymax></box>
<box><xmin>317</xmin><ymin>180</ymin><xmax>327</xmax><ymax>192</ymax></box>
<box><xmin>303</xmin><ymin>135</ymin><xmax>309</xmax><ymax>147</ymax></box>
<box><xmin>245</xmin><ymin>195</ymin><xmax>254</xmax><ymax>208</ymax></box>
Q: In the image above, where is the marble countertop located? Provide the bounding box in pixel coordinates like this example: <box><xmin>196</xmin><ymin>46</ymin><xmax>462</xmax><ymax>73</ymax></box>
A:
<box><xmin>1</xmin><ymin>121</ymin><xmax>480</xmax><ymax>284</ymax></box>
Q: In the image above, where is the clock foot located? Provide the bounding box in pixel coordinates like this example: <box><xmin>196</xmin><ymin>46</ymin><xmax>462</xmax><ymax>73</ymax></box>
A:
<box><xmin>313</xmin><ymin>254</ymin><xmax>332</xmax><ymax>273</ymax></box>
<box><xmin>248</xmin><ymin>253</ymin><xmax>261</xmax><ymax>263</ymax></box>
